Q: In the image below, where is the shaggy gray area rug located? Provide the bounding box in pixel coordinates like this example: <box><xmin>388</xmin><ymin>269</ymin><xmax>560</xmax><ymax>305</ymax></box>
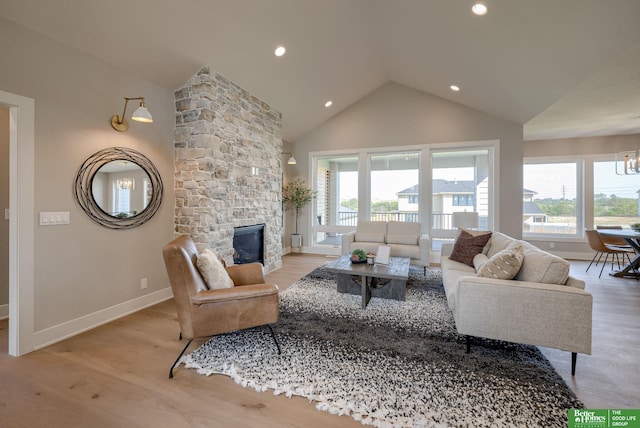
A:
<box><xmin>180</xmin><ymin>266</ymin><xmax>582</xmax><ymax>427</ymax></box>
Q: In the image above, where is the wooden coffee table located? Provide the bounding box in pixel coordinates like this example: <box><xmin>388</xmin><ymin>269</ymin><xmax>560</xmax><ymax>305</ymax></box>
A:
<box><xmin>326</xmin><ymin>254</ymin><xmax>410</xmax><ymax>308</ymax></box>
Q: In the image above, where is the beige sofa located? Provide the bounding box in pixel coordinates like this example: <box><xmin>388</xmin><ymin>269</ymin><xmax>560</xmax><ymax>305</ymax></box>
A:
<box><xmin>440</xmin><ymin>231</ymin><xmax>592</xmax><ymax>375</ymax></box>
<box><xmin>341</xmin><ymin>220</ymin><xmax>430</xmax><ymax>271</ymax></box>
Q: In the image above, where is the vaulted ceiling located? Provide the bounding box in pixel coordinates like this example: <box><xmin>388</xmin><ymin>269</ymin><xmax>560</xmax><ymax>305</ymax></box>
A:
<box><xmin>1</xmin><ymin>0</ymin><xmax>639</xmax><ymax>142</ymax></box>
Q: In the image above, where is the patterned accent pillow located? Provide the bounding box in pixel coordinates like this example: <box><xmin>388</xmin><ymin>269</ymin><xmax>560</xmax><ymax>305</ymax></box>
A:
<box><xmin>449</xmin><ymin>230</ymin><xmax>493</xmax><ymax>267</ymax></box>
<box><xmin>477</xmin><ymin>245</ymin><xmax>524</xmax><ymax>280</ymax></box>
<box><xmin>197</xmin><ymin>249</ymin><xmax>234</xmax><ymax>289</ymax></box>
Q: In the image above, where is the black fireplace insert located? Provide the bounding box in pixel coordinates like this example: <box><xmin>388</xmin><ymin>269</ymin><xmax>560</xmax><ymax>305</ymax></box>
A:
<box><xmin>233</xmin><ymin>224</ymin><xmax>264</xmax><ymax>265</ymax></box>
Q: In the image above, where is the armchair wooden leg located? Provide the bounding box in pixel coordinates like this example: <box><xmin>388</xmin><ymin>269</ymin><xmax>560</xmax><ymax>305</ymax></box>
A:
<box><xmin>267</xmin><ymin>324</ymin><xmax>281</xmax><ymax>355</ymax></box>
<box><xmin>169</xmin><ymin>339</ymin><xmax>193</xmax><ymax>379</ymax></box>
<box><xmin>571</xmin><ymin>352</ymin><xmax>577</xmax><ymax>376</ymax></box>
<box><xmin>465</xmin><ymin>335</ymin><xmax>471</xmax><ymax>354</ymax></box>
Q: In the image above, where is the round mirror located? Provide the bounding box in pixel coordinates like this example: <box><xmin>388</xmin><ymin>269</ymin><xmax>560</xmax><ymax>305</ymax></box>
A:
<box><xmin>74</xmin><ymin>147</ymin><xmax>163</xmax><ymax>229</ymax></box>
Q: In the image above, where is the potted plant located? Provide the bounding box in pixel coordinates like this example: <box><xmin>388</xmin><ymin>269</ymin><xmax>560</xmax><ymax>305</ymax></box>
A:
<box><xmin>283</xmin><ymin>178</ymin><xmax>316</xmax><ymax>248</ymax></box>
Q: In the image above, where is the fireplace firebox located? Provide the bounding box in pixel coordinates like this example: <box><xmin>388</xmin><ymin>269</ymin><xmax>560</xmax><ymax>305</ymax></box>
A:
<box><xmin>233</xmin><ymin>224</ymin><xmax>264</xmax><ymax>265</ymax></box>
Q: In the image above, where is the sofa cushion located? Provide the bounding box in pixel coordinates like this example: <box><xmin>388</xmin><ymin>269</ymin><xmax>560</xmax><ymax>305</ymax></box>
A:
<box><xmin>388</xmin><ymin>243</ymin><xmax>421</xmax><ymax>259</ymax></box>
<box><xmin>355</xmin><ymin>232</ymin><xmax>385</xmax><ymax>243</ymax></box>
<box><xmin>477</xmin><ymin>245</ymin><xmax>524</xmax><ymax>280</ymax></box>
<box><xmin>486</xmin><ymin>231</ymin><xmax>518</xmax><ymax>258</ymax></box>
<box><xmin>356</xmin><ymin>220</ymin><xmax>388</xmax><ymax>234</ymax></box>
<box><xmin>509</xmin><ymin>241</ymin><xmax>570</xmax><ymax>285</ymax></box>
<box><xmin>197</xmin><ymin>249</ymin><xmax>234</xmax><ymax>289</ymax></box>
<box><xmin>440</xmin><ymin>256</ymin><xmax>476</xmax><ymax>311</ymax></box>
<box><xmin>386</xmin><ymin>234</ymin><xmax>418</xmax><ymax>245</ymax></box>
<box><xmin>449</xmin><ymin>230</ymin><xmax>493</xmax><ymax>267</ymax></box>
<box><xmin>387</xmin><ymin>221</ymin><xmax>421</xmax><ymax>236</ymax></box>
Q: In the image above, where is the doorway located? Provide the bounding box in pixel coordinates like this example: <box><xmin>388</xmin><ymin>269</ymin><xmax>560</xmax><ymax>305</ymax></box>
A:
<box><xmin>0</xmin><ymin>107</ymin><xmax>8</xmax><ymax>353</ymax></box>
<box><xmin>1</xmin><ymin>90</ymin><xmax>35</xmax><ymax>356</ymax></box>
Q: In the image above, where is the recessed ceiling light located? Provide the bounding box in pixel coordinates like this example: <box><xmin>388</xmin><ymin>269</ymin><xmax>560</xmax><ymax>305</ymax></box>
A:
<box><xmin>472</xmin><ymin>2</ymin><xmax>487</xmax><ymax>15</ymax></box>
<box><xmin>324</xmin><ymin>101</ymin><xmax>333</xmax><ymax>108</ymax></box>
<box><xmin>450</xmin><ymin>85</ymin><xmax>460</xmax><ymax>92</ymax></box>
<box><xmin>274</xmin><ymin>46</ymin><xmax>286</xmax><ymax>57</ymax></box>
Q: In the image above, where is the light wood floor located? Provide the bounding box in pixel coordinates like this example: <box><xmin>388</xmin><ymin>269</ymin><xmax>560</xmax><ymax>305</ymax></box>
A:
<box><xmin>0</xmin><ymin>253</ymin><xmax>638</xmax><ymax>427</ymax></box>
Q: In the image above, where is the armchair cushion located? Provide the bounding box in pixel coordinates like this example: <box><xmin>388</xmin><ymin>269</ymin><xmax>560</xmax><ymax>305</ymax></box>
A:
<box><xmin>196</xmin><ymin>249</ymin><xmax>234</xmax><ymax>289</ymax></box>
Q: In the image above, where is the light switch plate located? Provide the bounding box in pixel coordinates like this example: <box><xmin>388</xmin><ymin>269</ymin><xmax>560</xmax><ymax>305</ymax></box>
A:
<box><xmin>39</xmin><ymin>211</ymin><xmax>70</xmax><ymax>226</ymax></box>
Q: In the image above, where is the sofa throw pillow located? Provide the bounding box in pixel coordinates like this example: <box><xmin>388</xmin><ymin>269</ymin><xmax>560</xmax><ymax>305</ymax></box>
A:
<box><xmin>449</xmin><ymin>230</ymin><xmax>493</xmax><ymax>267</ymax></box>
<box><xmin>472</xmin><ymin>253</ymin><xmax>490</xmax><ymax>271</ymax></box>
<box><xmin>196</xmin><ymin>249</ymin><xmax>234</xmax><ymax>289</ymax></box>
<box><xmin>477</xmin><ymin>245</ymin><xmax>524</xmax><ymax>280</ymax></box>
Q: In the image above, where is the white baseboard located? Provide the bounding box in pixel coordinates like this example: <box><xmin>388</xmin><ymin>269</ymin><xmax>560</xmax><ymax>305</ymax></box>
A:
<box><xmin>32</xmin><ymin>288</ymin><xmax>173</xmax><ymax>351</ymax></box>
<box><xmin>0</xmin><ymin>303</ymin><xmax>8</xmax><ymax>320</ymax></box>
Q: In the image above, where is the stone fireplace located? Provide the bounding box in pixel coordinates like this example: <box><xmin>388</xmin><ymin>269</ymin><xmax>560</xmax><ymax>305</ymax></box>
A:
<box><xmin>173</xmin><ymin>67</ymin><xmax>283</xmax><ymax>272</ymax></box>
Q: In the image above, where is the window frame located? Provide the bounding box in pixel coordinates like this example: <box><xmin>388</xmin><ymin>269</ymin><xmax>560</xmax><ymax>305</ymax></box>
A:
<box><xmin>308</xmin><ymin>140</ymin><xmax>498</xmax><ymax>254</ymax></box>
<box><xmin>522</xmin><ymin>156</ymin><xmax>584</xmax><ymax>241</ymax></box>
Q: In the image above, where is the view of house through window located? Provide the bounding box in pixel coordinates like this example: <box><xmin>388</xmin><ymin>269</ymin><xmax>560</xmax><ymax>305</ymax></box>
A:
<box><xmin>369</xmin><ymin>152</ymin><xmax>419</xmax><ymax>223</ymax></box>
<box><xmin>431</xmin><ymin>149</ymin><xmax>491</xmax><ymax>250</ymax></box>
<box><xmin>522</xmin><ymin>162</ymin><xmax>578</xmax><ymax>235</ymax></box>
<box><xmin>311</xmin><ymin>144</ymin><xmax>496</xmax><ymax>251</ymax></box>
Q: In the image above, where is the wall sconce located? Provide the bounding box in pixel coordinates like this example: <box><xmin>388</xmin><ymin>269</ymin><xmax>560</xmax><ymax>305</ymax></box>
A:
<box><xmin>111</xmin><ymin>96</ymin><xmax>153</xmax><ymax>132</ymax></box>
<box><xmin>281</xmin><ymin>152</ymin><xmax>297</xmax><ymax>165</ymax></box>
<box><xmin>615</xmin><ymin>150</ymin><xmax>640</xmax><ymax>175</ymax></box>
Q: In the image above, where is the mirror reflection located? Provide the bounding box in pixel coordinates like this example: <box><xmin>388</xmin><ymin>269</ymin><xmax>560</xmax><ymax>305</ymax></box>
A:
<box><xmin>92</xmin><ymin>161</ymin><xmax>151</xmax><ymax>218</ymax></box>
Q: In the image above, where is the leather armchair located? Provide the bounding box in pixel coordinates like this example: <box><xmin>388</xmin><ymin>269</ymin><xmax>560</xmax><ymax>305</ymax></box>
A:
<box><xmin>163</xmin><ymin>235</ymin><xmax>280</xmax><ymax>378</ymax></box>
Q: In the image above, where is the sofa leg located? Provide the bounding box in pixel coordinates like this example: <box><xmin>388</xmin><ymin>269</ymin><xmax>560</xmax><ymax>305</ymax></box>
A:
<box><xmin>466</xmin><ymin>336</ymin><xmax>471</xmax><ymax>354</ymax></box>
<box><xmin>571</xmin><ymin>352</ymin><xmax>577</xmax><ymax>376</ymax></box>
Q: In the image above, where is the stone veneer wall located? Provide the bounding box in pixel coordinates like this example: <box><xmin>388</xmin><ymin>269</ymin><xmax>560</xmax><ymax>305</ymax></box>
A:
<box><xmin>173</xmin><ymin>66</ymin><xmax>283</xmax><ymax>272</ymax></box>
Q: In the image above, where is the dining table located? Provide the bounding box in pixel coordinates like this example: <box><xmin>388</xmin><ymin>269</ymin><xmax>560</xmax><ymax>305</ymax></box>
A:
<box><xmin>597</xmin><ymin>229</ymin><xmax>640</xmax><ymax>278</ymax></box>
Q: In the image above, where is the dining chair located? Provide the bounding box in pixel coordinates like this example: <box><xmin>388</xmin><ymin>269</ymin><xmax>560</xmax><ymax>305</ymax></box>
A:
<box><xmin>585</xmin><ymin>230</ymin><xmax>634</xmax><ymax>278</ymax></box>
<box><xmin>596</xmin><ymin>225</ymin><xmax>634</xmax><ymax>249</ymax></box>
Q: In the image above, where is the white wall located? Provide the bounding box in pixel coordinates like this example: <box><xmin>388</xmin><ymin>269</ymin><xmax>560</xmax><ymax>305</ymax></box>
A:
<box><xmin>290</xmin><ymin>82</ymin><xmax>524</xmax><ymax>244</ymax></box>
<box><xmin>0</xmin><ymin>17</ymin><xmax>175</xmax><ymax>348</ymax></box>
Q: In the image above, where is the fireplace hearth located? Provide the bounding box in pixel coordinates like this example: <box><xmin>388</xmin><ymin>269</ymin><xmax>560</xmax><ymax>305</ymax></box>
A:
<box><xmin>233</xmin><ymin>224</ymin><xmax>265</xmax><ymax>265</ymax></box>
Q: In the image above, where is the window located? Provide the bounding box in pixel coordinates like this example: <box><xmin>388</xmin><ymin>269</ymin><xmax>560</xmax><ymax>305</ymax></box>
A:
<box><xmin>593</xmin><ymin>159</ymin><xmax>640</xmax><ymax>227</ymax></box>
<box><xmin>113</xmin><ymin>183</ymin><xmax>131</xmax><ymax>216</ymax></box>
<box><xmin>309</xmin><ymin>143</ymin><xmax>497</xmax><ymax>252</ymax></box>
<box><xmin>369</xmin><ymin>152</ymin><xmax>419</xmax><ymax>223</ymax></box>
<box><xmin>313</xmin><ymin>155</ymin><xmax>359</xmax><ymax>246</ymax></box>
<box><xmin>452</xmin><ymin>195</ymin><xmax>474</xmax><ymax>206</ymax></box>
<box><xmin>431</xmin><ymin>148</ymin><xmax>492</xmax><ymax>247</ymax></box>
<box><xmin>523</xmin><ymin>162</ymin><xmax>579</xmax><ymax>236</ymax></box>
